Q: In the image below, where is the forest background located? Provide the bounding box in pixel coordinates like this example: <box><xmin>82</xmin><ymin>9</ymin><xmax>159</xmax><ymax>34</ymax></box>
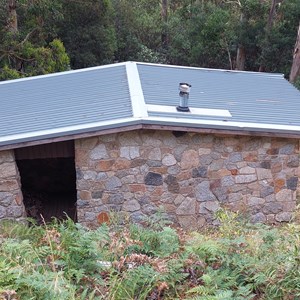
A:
<box><xmin>1</xmin><ymin>0</ymin><xmax>300</xmax><ymax>86</ymax></box>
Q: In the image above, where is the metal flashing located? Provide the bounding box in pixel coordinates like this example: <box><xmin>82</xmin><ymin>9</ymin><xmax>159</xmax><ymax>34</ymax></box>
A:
<box><xmin>0</xmin><ymin>117</ymin><xmax>139</xmax><ymax>147</ymax></box>
<box><xmin>126</xmin><ymin>62</ymin><xmax>148</xmax><ymax>118</ymax></box>
<box><xmin>147</xmin><ymin>104</ymin><xmax>232</xmax><ymax>117</ymax></box>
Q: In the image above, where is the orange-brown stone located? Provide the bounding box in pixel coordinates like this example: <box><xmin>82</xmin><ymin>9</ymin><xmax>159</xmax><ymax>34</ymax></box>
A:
<box><xmin>243</xmin><ymin>152</ymin><xmax>258</xmax><ymax>162</ymax></box>
<box><xmin>274</xmin><ymin>178</ymin><xmax>285</xmax><ymax>193</ymax></box>
<box><xmin>129</xmin><ymin>184</ymin><xmax>146</xmax><ymax>193</ymax></box>
<box><xmin>97</xmin><ymin>212</ymin><xmax>110</xmax><ymax>224</ymax></box>
<box><xmin>96</xmin><ymin>160</ymin><xmax>114</xmax><ymax>171</ymax></box>
<box><xmin>113</xmin><ymin>159</ymin><xmax>131</xmax><ymax>170</ymax></box>
<box><xmin>231</xmin><ymin>169</ymin><xmax>238</xmax><ymax>175</ymax></box>
<box><xmin>15</xmin><ymin>192</ymin><xmax>23</xmax><ymax>206</ymax></box>
<box><xmin>149</xmin><ymin>167</ymin><xmax>168</xmax><ymax>174</ymax></box>
<box><xmin>152</xmin><ymin>187</ymin><xmax>164</xmax><ymax>196</ymax></box>
<box><xmin>79</xmin><ymin>190</ymin><xmax>92</xmax><ymax>200</ymax></box>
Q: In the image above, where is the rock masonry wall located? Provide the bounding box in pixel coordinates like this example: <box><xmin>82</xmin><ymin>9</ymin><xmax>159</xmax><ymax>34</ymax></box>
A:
<box><xmin>75</xmin><ymin>130</ymin><xmax>299</xmax><ymax>228</ymax></box>
<box><xmin>0</xmin><ymin>150</ymin><xmax>26</xmax><ymax>221</ymax></box>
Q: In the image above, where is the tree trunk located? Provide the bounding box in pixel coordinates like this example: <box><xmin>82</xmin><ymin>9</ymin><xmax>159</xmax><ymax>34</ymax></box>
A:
<box><xmin>259</xmin><ymin>0</ymin><xmax>283</xmax><ymax>72</ymax></box>
<box><xmin>267</xmin><ymin>0</ymin><xmax>277</xmax><ymax>31</ymax></box>
<box><xmin>7</xmin><ymin>0</ymin><xmax>18</xmax><ymax>33</ymax></box>
<box><xmin>290</xmin><ymin>23</ymin><xmax>300</xmax><ymax>83</ymax></box>
<box><xmin>236</xmin><ymin>44</ymin><xmax>246</xmax><ymax>70</ymax></box>
<box><xmin>235</xmin><ymin>13</ymin><xmax>245</xmax><ymax>70</ymax></box>
<box><xmin>161</xmin><ymin>0</ymin><xmax>168</xmax><ymax>49</ymax></box>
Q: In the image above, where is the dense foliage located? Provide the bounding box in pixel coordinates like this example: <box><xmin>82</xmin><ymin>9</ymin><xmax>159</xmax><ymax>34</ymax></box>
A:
<box><xmin>0</xmin><ymin>0</ymin><xmax>300</xmax><ymax>82</ymax></box>
<box><xmin>1</xmin><ymin>210</ymin><xmax>300</xmax><ymax>299</ymax></box>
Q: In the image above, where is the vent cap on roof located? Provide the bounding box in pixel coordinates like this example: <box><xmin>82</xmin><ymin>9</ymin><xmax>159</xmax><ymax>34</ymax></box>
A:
<box><xmin>177</xmin><ymin>83</ymin><xmax>191</xmax><ymax>112</ymax></box>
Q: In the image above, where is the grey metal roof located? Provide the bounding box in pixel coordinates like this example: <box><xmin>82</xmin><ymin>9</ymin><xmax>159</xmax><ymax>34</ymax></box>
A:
<box><xmin>1</xmin><ymin>61</ymin><xmax>300</xmax><ymax>148</ymax></box>
<box><xmin>0</xmin><ymin>63</ymin><xmax>133</xmax><ymax>146</ymax></box>
<box><xmin>137</xmin><ymin>63</ymin><xmax>300</xmax><ymax>126</ymax></box>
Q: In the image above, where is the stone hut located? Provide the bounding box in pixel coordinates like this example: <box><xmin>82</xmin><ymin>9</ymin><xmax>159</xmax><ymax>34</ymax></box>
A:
<box><xmin>0</xmin><ymin>62</ymin><xmax>300</xmax><ymax>228</ymax></box>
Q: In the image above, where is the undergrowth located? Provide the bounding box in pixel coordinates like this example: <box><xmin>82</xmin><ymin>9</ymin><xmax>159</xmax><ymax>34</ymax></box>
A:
<box><xmin>1</xmin><ymin>210</ymin><xmax>300</xmax><ymax>299</ymax></box>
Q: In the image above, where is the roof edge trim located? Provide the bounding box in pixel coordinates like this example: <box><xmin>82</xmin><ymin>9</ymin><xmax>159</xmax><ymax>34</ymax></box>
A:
<box><xmin>0</xmin><ymin>117</ymin><xmax>139</xmax><ymax>146</ymax></box>
<box><xmin>144</xmin><ymin>116</ymin><xmax>300</xmax><ymax>134</ymax></box>
<box><xmin>136</xmin><ymin>61</ymin><xmax>284</xmax><ymax>77</ymax></box>
<box><xmin>0</xmin><ymin>62</ymin><xmax>128</xmax><ymax>85</ymax></box>
<box><xmin>126</xmin><ymin>62</ymin><xmax>148</xmax><ymax>118</ymax></box>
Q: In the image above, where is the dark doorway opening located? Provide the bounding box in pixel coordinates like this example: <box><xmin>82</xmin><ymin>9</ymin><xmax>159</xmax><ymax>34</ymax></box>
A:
<box><xmin>15</xmin><ymin>141</ymin><xmax>77</xmax><ymax>223</ymax></box>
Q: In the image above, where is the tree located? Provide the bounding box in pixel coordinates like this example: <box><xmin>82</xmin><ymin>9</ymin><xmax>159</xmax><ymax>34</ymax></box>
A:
<box><xmin>58</xmin><ymin>0</ymin><xmax>116</xmax><ymax>69</ymax></box>
<box><xmin>290</xmin><ymin>23</ymin><xmax>300</xmax><ymax>83</ymax></box>
<box><xmin>0</xmin><ymin>0</ymin><xmax>69</xmax><ymax>80</ymax></box>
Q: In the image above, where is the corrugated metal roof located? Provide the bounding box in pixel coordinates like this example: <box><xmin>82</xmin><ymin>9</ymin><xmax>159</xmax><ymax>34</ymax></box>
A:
<box><xmin>137</xmin><ymin>63</ymin><xmax>300</xmax><ymax>126</ymax></box>
<box><xmin>1</xmin><ymin>61</ymin><xmax>300</xmax><ymax>148</ymax></box>
<box><xmin>0</xmin><ymin>63</ymin><xmax>133</xmax><ymax>145</ymax></box>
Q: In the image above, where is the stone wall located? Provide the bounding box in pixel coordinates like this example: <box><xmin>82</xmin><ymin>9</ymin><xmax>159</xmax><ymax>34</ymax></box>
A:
<box><xmin>0</xmin><ymin>150</ymin><xmax>26</xmax><ymax>221</ymax></box>
<box><xmin>75</xmin><ymin>130</ymin><xmax>299</xmax><ymax>228</ymax></box>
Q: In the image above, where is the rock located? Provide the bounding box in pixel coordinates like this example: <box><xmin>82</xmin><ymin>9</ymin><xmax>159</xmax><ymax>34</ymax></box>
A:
<box><xmin>85</xmin><ymin>212</ymin><xmax>96</xmax><ymax>222</ymax></box>
<box><xmin>199</xmin><ymin>201</ymin><xmax>219</xmax><ymax>213</ymax></box>
<box><xmin>209</xmin><ymin>159</ymin><xmax>224</xmax><ymax>171</ymax></box>
<box><xmin>192</xmin><ymin>166</ymin><xmax>207</xmax><ymax>178</ymax></box>
<box><xmin>0</xmin><ymin>192</ymin><xmax>13</xmax><ymax>207</ymax></box>
<box><xmin>162</xmin><ymin>154</ymin><xmax>177</xmax><ymax>166</ymax></box>
<box><xmin>0</xmin><ymin>151</ymin><xmax>14</xmax><ymax>163</ymax></box>
<box><xmin>276</xmin><ymin>189</ymin><xmax>293</xmax><ymax>202</ymax></box>
<box><xmin>181</xmin><ymin>150</ymin><xmax>199</xmax><ymax>169</ymax></box>
<box><xmin>176</xmin><ymin>198</ymin><xmax>196</xmax><ymax>215</ymax></box>
<box><xmin>286</xmin><ymin>177</ymin><xmax>298</xmax><ymax>191</ymax></box>
<box><xmin>123</xmin><ymin>200</ymin><xmax>140</xmax><ymax>212</ymax></box>
<box><xmin>211</xmin><ymin>187</ymin><xmax>228</xmax><ymax>202</ymax></box>
<box><xmin>287</xmin><ymin>156</ymin><xmax>299</xmax><ymax>168</ymax></box>
<box><xmin>262</xmin><ymin>202</ymin><xmax>283</xmax><ymax>214</ymax></box>
<box><xmin>83</xmin><ymin>171</ymin><xmax>97</xmax><ymax>180</ymax></box>
<box><xmin>235</xmin><ymin>175</ymin><xmax>257</xmax><ymax>184</ymax></box>
<box><xmin>77</xmin><ymin>200</ymin><xmax>89</xmax><ymax>207</ymax></box>
<box><xmin>256</xmin><ymin>168</ymin><xmax>272</xmax><ymax>180</ymax></box>
<box><xmin>251</xmin><ymin>212</ymin><xmax>266</xmax><ymax>223</ymax></box>
<box><xmin>147</xmin><ymin>160</ymin><xmax>163</xmax><ymax>167</ymax></box>
<box><xmin>248</xmin><ymin>197</ymin><xmax>265</xmax><ymax>206</ymax></box>
<box><xmin>174</xmin><ymin>194</ymin><xmax>185</xmax><ymax>205</ymax></box>
<box><xmin>173</xmin><ymin>145</ymin><xmax>188</xmax><ymax>162</ymax></box>
<box><xmin>165</xmin><ymin>175</ymin><xmax>180</xmax><ymax>193</ymax></box>
<box><xmin>0</xmin><ymin>206</ymin><xmax>6</xmax><ymax>218</ymax></box>
<box><xmin>228</xmin><ymin>193</ymin><xmax>242</xmax><ymax>202</ymax></box>
<box><xmin>144</xmin><ymin>172</ymin><xmax>163</xmax><ymax>186</ymax></box>
<box><xmin>142</xmin><ymin>204</ymin><xmax>158</xmax><ymax>215</ymax></box>
<box><xmin>90</xmin><ymin>144</ymin><xmax>108</xmax><ymax>160</ymax></box>
<box><xmin>261</xmin><ymin>186</ymin><xmax>274</xmax><ymax>198</ymax></box>
<box><xmin>130</xmin><ymin>211</ymin><xmax>146</xmax><ymax>222</ymax></box>
<box><xmin>148</xmin><ymin>148</ymin><xmax>162</xmax><ymax>160</ymax></box>
<box><xmin>228</xmin><ymin>152</ymin><xmax>242</xmax><ymax>163</ymax></box>
<box><xmin>121</xmin><ymin>175</ymin><xmax>136</xmax><ymax>184</ymax></box>
<box><xmin>260</xmin><ymin>161</ymin><xmax>271</xmax><ymax>169</ymax></box>
<box><xmin>279</xmin><ymin>144</ymin><xmax>294</xmax><ymax>155</ymax></box>
<box><xmin>105</xmin><ymin>177</ymin><xmax>122</xmax><ymax>190</ymax></box>
<box><xmin>221</xmin><ymin>176</ymin><xmax>235</xmax><ymax>187</ymax></box>
<box><xmin>108</xmin><ymin>193</ymin><xmax>124</xmax><ymax>204</ymax></box>
<box><xmin>178</xmin><ymin>216</ymin><xmax>197</xmax><ymax>229</ymax></box>
<box><xmin>79</xmin><ymin>190</ymin><xmax>92</xmax><ymax>200</ymax></box>
<box><xmin>275</xmin><ymin>212</ymin><xmax>292</xmax><ymax>222</ymax></box>
<box><xmin>199</xmin><ymin>155</ymin><xmax>213</xmax><ymax>166</ymax></box>
<box><xmin>0</xmin><ymin>163</ymin><xmax>17</xmax><ymax>178</ymax></box>
<box><xmin>168</xmin><ymin>165</ymin><xmax>181</xmax><ymax>175</ymax></box>
<box><xmin>91</xmin><ymin>191</ymin><xmax>103</xmax><ymax>199</ymax></box>
<box><xmin>7</xmin><ymin>206</ymin><xmax>24</xmax><ymax>218</ymax></box>
<box><xmin>0</xmin><ymin>180</ymin><xmax>20</xmax><ymax>192</ymax></box>
<box><xmin>196</xmin><ymin>181</ymin><xmax>216</xmax><ymax>201</ymax></box>
<box><xmin>239</xmin><ymin>166</ymin><xmax>255</xmax><ymax>174</ymax></box>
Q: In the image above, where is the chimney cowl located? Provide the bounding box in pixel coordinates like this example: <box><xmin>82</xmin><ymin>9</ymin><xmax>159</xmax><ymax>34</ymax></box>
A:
<box><xmin>177</xmin><ymin>82</ymin><xmax>191</xmax><ymax>112</ymax></box>
<box><xmin>179</xmin><ymin>83</ymin><xmax>191</xmax><ymax>94</ymax></box>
